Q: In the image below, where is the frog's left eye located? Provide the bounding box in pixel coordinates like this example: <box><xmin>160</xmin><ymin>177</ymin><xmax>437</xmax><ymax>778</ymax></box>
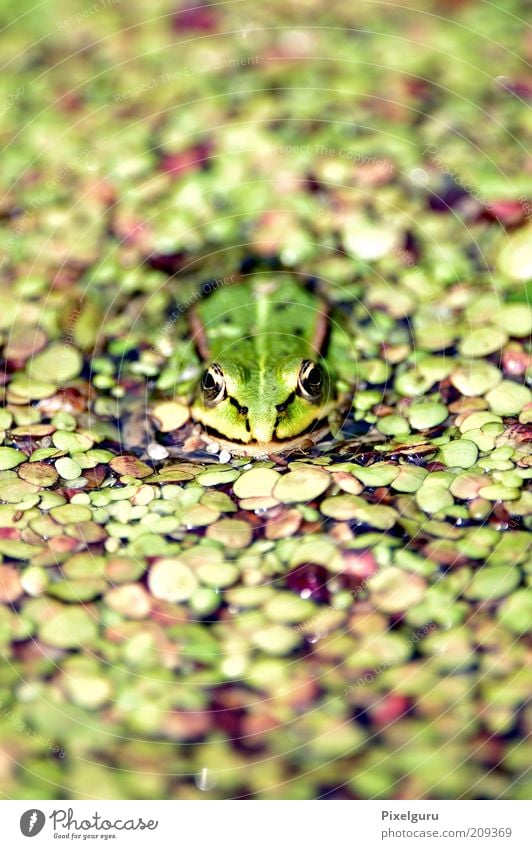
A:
<box><xmin>297</xmin><ymin>360</ymin><xmax>322</xmax><ymax>402</ymax></box>
<box><xmin>201</xmin><ymin>363</ymin><xmax>226</xmax><ymax>406</ymax></box>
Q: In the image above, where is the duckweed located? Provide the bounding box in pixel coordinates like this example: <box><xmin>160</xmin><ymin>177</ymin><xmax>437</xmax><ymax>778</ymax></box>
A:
<box><xmin>438</xmin><ymin>439</ymin><xmax>479</xmax><ymax>469</ymax></box>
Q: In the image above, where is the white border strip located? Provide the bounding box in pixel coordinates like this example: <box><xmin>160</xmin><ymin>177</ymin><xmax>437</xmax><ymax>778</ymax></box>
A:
<box><xmin>3</xmin><ymin>799</ymin><xmax>530</xmax><ymax>848</ymax></box>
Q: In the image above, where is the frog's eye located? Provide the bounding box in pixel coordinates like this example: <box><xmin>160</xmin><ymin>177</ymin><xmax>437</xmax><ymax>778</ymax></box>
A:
<box><xmin>297</xmin><ymin>360</ymin><xmax>322</xmax><ymax>402</ymax></box>
<box><xmin>201</xmin><ymin>363</ymin><xmax>226</xmax><ymax>406</ymax></box>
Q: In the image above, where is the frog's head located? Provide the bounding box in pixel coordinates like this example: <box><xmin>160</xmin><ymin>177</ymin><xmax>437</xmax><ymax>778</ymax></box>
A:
<box><xmin>191</xmin><ymin>354</ymin><xmax>334</xmax><ymax>449</ymax></box>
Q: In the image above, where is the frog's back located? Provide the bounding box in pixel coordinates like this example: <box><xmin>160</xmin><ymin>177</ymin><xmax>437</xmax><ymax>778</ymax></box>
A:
<box><xmin>193</xmin><ymin>277</ymin><xmax>327</xmax><ymax>361</ymax></box>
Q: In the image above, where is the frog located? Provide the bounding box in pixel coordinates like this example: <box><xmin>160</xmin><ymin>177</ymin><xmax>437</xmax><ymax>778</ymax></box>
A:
<box><xmin>187</xmin><ymin>276</ymin><xmax>354</xmax><ymax>455</ymax></box>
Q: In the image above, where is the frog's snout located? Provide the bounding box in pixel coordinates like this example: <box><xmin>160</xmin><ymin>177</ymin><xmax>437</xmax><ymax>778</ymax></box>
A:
<box><xmin>246</xmin><ymin>410</ymin><xmax>278</xmax><ymax>444</ymax></box>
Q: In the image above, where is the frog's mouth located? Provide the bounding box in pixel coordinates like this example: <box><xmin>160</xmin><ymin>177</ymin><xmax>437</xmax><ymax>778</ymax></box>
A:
<box><xmin>198</xmin><ymin>416</ymin><xmax>333</xmax><ymax>457</ymax></box>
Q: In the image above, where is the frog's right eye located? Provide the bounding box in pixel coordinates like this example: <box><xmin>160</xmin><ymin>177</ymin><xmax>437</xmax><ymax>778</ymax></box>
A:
<box><xmin>201</xmin><ymin>363</ymin><xmax>226</xmax><ymax>406</ymax></box>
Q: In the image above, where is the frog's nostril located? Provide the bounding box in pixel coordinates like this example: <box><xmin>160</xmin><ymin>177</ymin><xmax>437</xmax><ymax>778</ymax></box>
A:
<box><xmin>229</xmin><ymin>398</ymin><xmax>248</xmax><ymax>416</ymax></box>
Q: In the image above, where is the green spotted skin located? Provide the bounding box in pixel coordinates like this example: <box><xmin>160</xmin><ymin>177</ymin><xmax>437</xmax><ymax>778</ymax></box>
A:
<box><xmin>189</xmin><ymin>277</ymin><xmax>342</xmax><ymax>451</ymax></box>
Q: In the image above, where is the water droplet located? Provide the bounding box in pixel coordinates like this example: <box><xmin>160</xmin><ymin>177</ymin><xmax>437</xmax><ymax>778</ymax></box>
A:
<box><xmin>241</xmin><ymin>21</ymin><xmax>258</xmax><ymax>39</ymax></box>
<box><xmin>180</xmin><ymin>364</ymin><xmax>200</xmax><ymax>381</ymax></box>
<box><xmin>195</xmin><ymin>767</ymin><xmax>216</xmax><ymax>791</ymax></box>
<box><xmin>147</xmin><ymin>443</ymin><xmax>169</xmax><ymax>460</ymax></box>
<box><xmin>156</xmin><ymin>338</ymin><xmax>173</xmax><ymax>357</ymax></box>
<box><xmin>410</xmin><ymin>168</ymin><xmax>429</xmax><ymax>186</ymax></box>
<box><xmin>494</xmin><ymin>75</ymin><xmax>510</xmax><ymax>91</ymax></box>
